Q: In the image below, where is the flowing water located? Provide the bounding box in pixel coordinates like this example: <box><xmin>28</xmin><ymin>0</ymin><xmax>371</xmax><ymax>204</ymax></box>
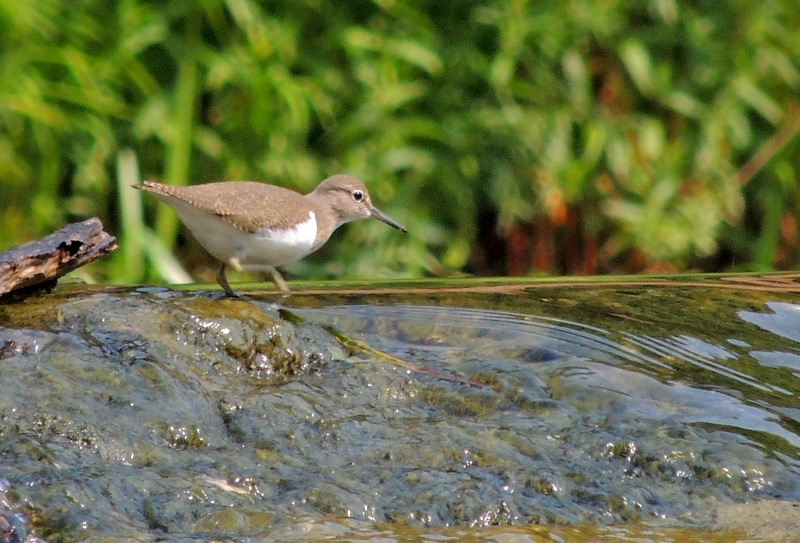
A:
<box><xmin>1</xmin><ymin>275</ymin><xmax>800</xmax><ymax>541</ymax></box>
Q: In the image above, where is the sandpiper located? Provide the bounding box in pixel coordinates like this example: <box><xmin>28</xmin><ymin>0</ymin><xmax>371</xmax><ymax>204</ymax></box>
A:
<box><xmin>135</xmin><ymin>174</ymin><xmax>406</xmax><ymax>296</ymax></box>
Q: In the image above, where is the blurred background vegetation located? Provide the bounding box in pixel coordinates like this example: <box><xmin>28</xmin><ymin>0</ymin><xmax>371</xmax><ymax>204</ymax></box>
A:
<box><xmin>1</xmin><ymin>0</ymin><xmax>799</xmax><ymax>286</ymax></box>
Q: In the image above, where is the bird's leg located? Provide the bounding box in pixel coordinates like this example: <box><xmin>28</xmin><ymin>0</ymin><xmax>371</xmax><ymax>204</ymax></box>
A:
<box><xmin>216</xmin><ymin>262</ymin><xmax>240</xmax><ymax>298</ymax></box>
<box><xmin>266</xmin><ymin>266</ymin><xmax>290</xmax><ymax>292</ymax></box>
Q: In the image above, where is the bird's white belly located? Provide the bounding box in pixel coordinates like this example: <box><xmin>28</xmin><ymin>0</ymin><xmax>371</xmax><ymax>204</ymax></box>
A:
<box><xmin>163</xmin><ymin>195</ymin><xmax>318</xmax><ymax>268</ymax></box>
<box><xmin>244</xmin><ymin>213</ymin><xmax>318</xmax><ymax>268</ymax></box>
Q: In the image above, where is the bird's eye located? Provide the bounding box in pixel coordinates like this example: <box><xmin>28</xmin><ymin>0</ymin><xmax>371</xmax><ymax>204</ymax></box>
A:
<box><xmin>352</xmin><ymin>190</ymin><xmax>364</xmax><ymax>202</ymax></box>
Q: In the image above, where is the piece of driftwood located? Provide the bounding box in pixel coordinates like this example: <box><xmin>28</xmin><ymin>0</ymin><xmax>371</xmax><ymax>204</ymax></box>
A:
<box><xmin>0</xmin><ymin>217</ymin><xmax>117</xmax><ymax>298</ymax></box>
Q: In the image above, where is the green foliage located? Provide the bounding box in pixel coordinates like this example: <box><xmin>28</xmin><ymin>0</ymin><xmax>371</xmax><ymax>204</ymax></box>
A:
<box><xmin>1</xmin><ymin>0</ymin><xmax>799</xmax><ymax>283</ymax></box>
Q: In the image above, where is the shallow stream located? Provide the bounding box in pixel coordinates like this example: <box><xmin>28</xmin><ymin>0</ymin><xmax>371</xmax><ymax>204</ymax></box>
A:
<box><xmin>1</xmin><ymin>275</ymin><xmax>800</xmax><ymax>541</ymax></box>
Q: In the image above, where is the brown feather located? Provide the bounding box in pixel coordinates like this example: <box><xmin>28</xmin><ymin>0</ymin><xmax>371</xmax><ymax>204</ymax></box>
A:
<box><xmin>137</xmin><ymin>181</ymin><xmax>310</xmax><ymax>232</ymax></box>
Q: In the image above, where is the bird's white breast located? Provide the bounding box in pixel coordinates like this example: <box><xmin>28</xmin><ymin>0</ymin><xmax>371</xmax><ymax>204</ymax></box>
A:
<box><xmin>248</xmin><ymin>211</ymin><xmax>318</xmax><ymax>268</ymax></box>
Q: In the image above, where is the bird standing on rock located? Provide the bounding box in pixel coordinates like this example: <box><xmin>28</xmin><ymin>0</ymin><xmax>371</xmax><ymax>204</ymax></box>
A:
<box><xmin>135</xmin><ymin>174</ymin><xmax>406</xmax><ymax>296</ymax></box>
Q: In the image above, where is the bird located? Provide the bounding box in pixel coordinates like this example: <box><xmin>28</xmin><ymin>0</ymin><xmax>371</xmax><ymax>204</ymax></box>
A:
<box><xmin>134</xmin><ymin>174</ymin><xmax>406</xmax><ymax>296</ymax></box>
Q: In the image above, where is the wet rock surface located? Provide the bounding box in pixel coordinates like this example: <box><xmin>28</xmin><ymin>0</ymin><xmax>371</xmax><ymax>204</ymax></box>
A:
<box><xmin>0</xmin><ymin>286</ymin><xmax>342</xmax><ymax>541</ymax></box>
<box><xmin>1</xmin><ymin>277</ymin><xmax>800</xmax><ymax>541</ymax></box>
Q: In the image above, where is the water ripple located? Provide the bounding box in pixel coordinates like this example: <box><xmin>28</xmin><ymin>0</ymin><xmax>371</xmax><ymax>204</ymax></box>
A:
<box><xmin>297</xmin><ymin>302</ymin><xmax>800</xmax><ymax>452</ymax></box>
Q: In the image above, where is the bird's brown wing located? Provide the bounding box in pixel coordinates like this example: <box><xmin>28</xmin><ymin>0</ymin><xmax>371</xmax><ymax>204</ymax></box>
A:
<box><xmin>138</xmin><ymin>181</ymin><xmax>309</xmax><ymax>232</ymax></box>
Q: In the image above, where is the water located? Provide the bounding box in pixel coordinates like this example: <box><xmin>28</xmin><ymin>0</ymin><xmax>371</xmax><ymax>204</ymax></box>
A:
<box><xmin>1</xmin><ymin>275</ymin><xmax>799</xmax><ymax>541</ymax></box>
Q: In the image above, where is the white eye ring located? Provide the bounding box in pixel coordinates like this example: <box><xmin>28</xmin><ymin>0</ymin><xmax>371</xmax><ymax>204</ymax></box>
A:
<box><xmin>352</xmin><ymin>190</ymin><xmax>364</xmax><ymax>202</ymax></box>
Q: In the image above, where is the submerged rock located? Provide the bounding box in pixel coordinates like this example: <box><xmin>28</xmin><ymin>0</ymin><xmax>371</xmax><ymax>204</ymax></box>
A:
<box><xmin>0</xmin><ymin>285</ymin><xmax>343</xmax><ymax>540</ymax></box>
<box><xmin>1</xmin><ymin>277</ymin><xmax>800</xmax><ymax>541</ymax></box>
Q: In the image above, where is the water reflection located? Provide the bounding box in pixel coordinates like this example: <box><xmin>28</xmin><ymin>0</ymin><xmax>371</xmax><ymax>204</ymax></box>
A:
<box><xmin>739</xmin><ymin>302</ymin><xmax>800</xmax><ymax>383</ymax></box>
<box><xmin>739</xmin><ymin>302</ymin><xmax>800</xmax><ymax>343</ymax></box>
<box><xmin>296</xmin><ymin>301</ymin><xmax>800</xmax><ymax>469</ymax></box>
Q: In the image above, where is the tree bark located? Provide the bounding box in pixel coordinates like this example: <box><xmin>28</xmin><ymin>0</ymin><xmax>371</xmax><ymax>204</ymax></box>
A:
<box><xmin>0</xmin><ymin>218</ymin><xmax>117</xmax><ymax>298</ymax></box>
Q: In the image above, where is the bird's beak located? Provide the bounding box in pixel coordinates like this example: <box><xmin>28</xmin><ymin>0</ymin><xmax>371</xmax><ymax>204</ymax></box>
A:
<box><xmin>371</xmin><ymin>206</ymin><xmax>407</xmax><ymax>232</ymax></box>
